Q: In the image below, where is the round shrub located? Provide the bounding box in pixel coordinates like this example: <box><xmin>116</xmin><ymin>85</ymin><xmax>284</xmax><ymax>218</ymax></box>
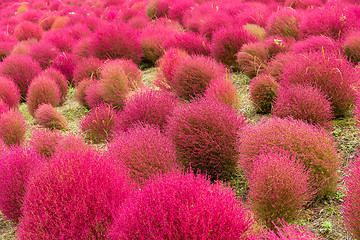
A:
<box><xmin>107</xmin><ymin>124</ymin><xmax>178</xmax><ymax>184</ymax></box>
<box><xmin>266</xmin><ymin>7</ymin><xmax>300</xmax><ymax>39</ymax></box>
<box><xmin>204</xmin><ymin>76</ymin><xmax>240</xmax><ymax>109</ymax></box>
<box><xmin>166</xmin><ymin>98</ymin><xmax>246</xmax><ymax>180</ymax></box>
<box><xmin>264</xmin><ymin>52</ymin><xmax>299</xmax><ymax>81</ymax></box>
<box><xmin>264</xmin><ymin>36</ymin><xmax>294</xmax><ymax>58</ymax></box>
<box><xmin>14</xmin><ymin>21</ymin><xmax>43</xmax><ymax>41</ymax></box>
<box><xmin>272</xmin><ymin>84</ymin><xmax>334</xmax><ymax>128</ymax></box>
<box><xmin>17</xmin><ymin>149</ymin><xmax>131</xmax><ymax>239</ymax></box>
<box><xmin>90</xmin><ymin>22</ymin><xmax>142</xmax><ymax>64</ymax></box>
<box><xmin>73</xmin><ymin>37</ymin><xmax>92</xmax><ymax>58</ymax></box>
<box><xmin>211</xmin><ymin>27</ymin><xmax>256</xmax><ymax>67</ymax></box>
<box><xmin>29</xmin><ymin>41</ymin><xmax>60</xmax><ymax>69</ymax></box>
<box><xmin>84</xmin><ymin>81</ymin><xmax>104</xmax><ymax>109</ymax></box>
<box><xmin>0</xmin><ymin>76</ymin><xmax>21</xmax><ymax>108</ymax></box>
<box><xmin>53</xmin><ymin>134</ymin><xmax>90</xmax><ymax>157</ymax></box>
<box><xmin>37</xmin><ymin>68</ymin><xmax>68</xmax><ymax>105</ymax></box>
<box><xmin>0</xmin><ymin>147</ymin><xmax>44</xmax><ymax>223</ymax></box>
<box><xmin>42</xmin><ymin>29</ymin><xmax>75</xmax><ymax>53</ymax></box>
<box><xmin>51</xmin><ymin>52</ymin><xmax>78</xmax><ymax>84</ymax></box>
<box><xmin>236</xmin><ymin>41</ymin><xmax>270</xmax><ymax>78</ymax></box>
<box><xmin>119</xmin><ymin>89</ymin><xmax>179</xmax><ymax>132</ymax></box>
<box><xmin>34</xmin><ymin>104</ymin><xmax>68</xmax><ymax>130</ymax></box>
<box><xmin>290</xmin><ymin>35</ymin><xmax>341</xmax><ymax>55</ymax></box>
<box><xmin>0</xmin><ymin>100</ymin><xmax>9</xmax><ymax>115</ymax></box>
<box><xmin>145</xmin><ymin>0</ymin><xmax>170</xmax><ymax>18</ymax></box>
<box><xmin>248</xmin><ymin>152</ymin><xmax>314</xmax><ymax>228</ymax></box>
<box><xmin>237</xmin><ymin>117</ymin><xmax>341</xmax><ymax>198</ymax></box>
<box><xmin>0</xmin><ymin>32</ymin><xmax>17</xmax><ymax>61</ymax></box>
<box><xmin>29</xmin><ymin>128</ymin><xmax>62</xmax><ymax>158</ymax></box>
<box><xmin>243</xmin><ymin>24</ymin><xmax>266</xmax><ymax>41</ymax></box>
<box><xmin>110</xmin><ymin>170</ymin><xmax>254</xmax><ymax>239</ymax></box>
<box><xmin>26</xmin><ymin>76</ymin><xmax>61</xmax><ymax>116</ymax></box>
<box><xmin>343</xmin><ymin>151</ymin><xmax>360</xmax><ymax>239</ymax></box>
<box><xmin>343</xmin><ymin>30</ymin><xmax>360</xmax><ymax>64</ymax></box>
<box><xmin>171</xmin><ymin>55</ymin><xmax>226</xmax><ymax>100</ymax></box>
<box><xmin>280</xmin><ymin>52</ymin><xmax>359</xmax><ymax>117</ymax></box>
<box><xmin>0</xmin><ymin>109</ymin><xmax>27</xmax><ymax>146</ymax></box>
<box><xmin>262</xmin><ymin>220</ymin><xmax>323</xmax><ymax>239</ymax></box>
<box><xmin>112</xmin><ymin>59</ymin><xmax>143</xmax><ymax>90</ymax></box>
<box><xmin>75</xmin><ymin>78</ymin><xmax>97</xmax><ymax>108</ymax></box>
<box><xmin>162</xmin><ymin>32</ymin><xmax>211</xmax><ymax>56</ymax></box>
<box><xmin>249</xmin><ymin>74</ymin><xmax>279</xmax><ymax>114</ymax></box>
<box><xmin>0</xmin><ymin>54</ymin><xmax>42</xmax><ymax>99</ymax></box>
<box><xmin>73</xmin><ymin>57</ymin><xmax>102</xmax><ymax>86</ymax></box>
<box><xmin>80</xmin><ymin>103</ymin><xmax>120</xmax><ymax>143</ymax></box>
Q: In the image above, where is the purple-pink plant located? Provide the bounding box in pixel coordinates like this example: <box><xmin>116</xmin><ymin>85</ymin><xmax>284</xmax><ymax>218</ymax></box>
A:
<box><xmin>84</xmin><ymin>81</ymin><xmax>104</xmax><ymax>109</ymax></box>
<box><xmin>51</xmin><ymin>52</ymin><xmax>78</xmax><ymax>84</ymax></box>
<box><xmin>262</xmin><ymin>220</ymin><xmax>324</xmax><ymax>239</ymax></box>
<box><xmin>109</xmin><ymin>170</ymin><xmax>254</xmax><ymax>239</ymax></box>
<box><xmin>248</xmin><ymin>152</ymin><xmax>314</xmax><ymax>227</ymax></box>
<box><xmin>29</xmin><ymin>128</ymin><xmax>62</xmax><ymax>158</ymax></box>
<box><xmin>263</xmin><ymin>52</ymin><xmax>299</xmax><ymax>81</ymax></box>
<box><xmin>17</xmin><ymin>149</ymin><xmax>132</xmax><ymax>239</ymax></box>
<box><xmin>343</xmin><ymin>30</ymin><xmax>360</xmax><ymax>63</ymax></box>
<box><xmin>162</xmin><ymin>32</ymin><xmax>211</xmax><ymax>56</ymax></box>
<box><xmin>166</xmin><ymin>98</ymin><xmax>246</xmax><ymax>180</ymax></box>
<box><xmin>37</xmin><ymin>68</ymin><xmax>69</xmax><ymax>105</ymax></box>
<box><xmin>0</xmin><ymin>147</ymin><xmax>44</xmax><ymax>223</ymax></box>
<box><xmin>290</xmin><ymin>35</ymin><xmax>341</xmax><ymax>55</ymax></box>
<box><xmin>0</xmin><ymin>76</ymin><xmax>20</xmax><ymax>109</ymax></box>
<box><xmin>42</xmin><ymin>29</ymin><xmax>75</xmax><ymax>53</ymax></box>
<box><xmin>249</xmin><ymin>74</ymin><xmax>279</xmax><ymax>113</ymax></box>
<box><xmin>73</xmin><ymin>57</ymin><xmax>102</xmax><ymax>86</ymax></box>
<box><xmin>29</xmin><ymin>41</ymin><xmax>60</xmax><ymax>69</ymax></box>
<box><xmin>266</xmin><ymin>7</ymin><xmax>300</xmax><ymax>40</ymax></box>
<box><xmin>14</xmin><ymin>21</ymin><xmax>43</xmax><ymax>41</ymax></box>
<box><xmin>34</xmin><ymin>104</ymin><xmax>68</xmax><ymax>130</ymax></box>
<box><xmin>0</xmin><ymin>109</ymin><xmax>27</xmax><ymax>146</ymax></box>
<box><xmin>204</xmin><ymin>76</ymin><xmax>240</xmax><ymax>109</ymax></box>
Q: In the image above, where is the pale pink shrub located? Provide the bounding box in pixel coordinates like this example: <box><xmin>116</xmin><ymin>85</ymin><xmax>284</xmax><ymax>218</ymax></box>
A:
<box><xmin>14</xmin><ymin>21</ymin><xmax>43</xmax><ymax>41</ymax></box>
<box><xmin>80</xmin><ymin>103</ymin><xmax>120</xmax><ymax>143</ymax></box>
<box><xmin>237</xmin><ymin>117</ymin><xmax>341</xmax><ymax>198</ymax></box>
<box><xmin>266</xmin><ymin>7</ymin><xmax>300</xmax><ymax>40</ymax></box>
<box><xmin>38</xmin><ymin>68</ymin><xmax>68</xmax><ymax>104</ymax></box>
<box><xmin>0</xmin><ymin>54</ymin><xmax>42</xmax><ymax>99</ymax></box>
<box><xmin>34</xmin><ymin>104</ymin><xmax>68</xmax><ymax>130</ymax></box>
<box><xmin>249</xmin><ymin>74</ymin><xmax>279</xmax><ymax>113</ymax></box>
<box><xmin>166</xmin><ymin>98</ymin><xmax>246</xmax><ymax>180</ymax></box>
<box><xmin>110</xmin><ymin>170</ymin><xmax>254</xmax><ymax>239</ymax></box>
<box><xmin>26</xmin><ymin>76</ymin><xmax>61</xmax><ymax>116</ymax></box>
<box><xmin>162</xmin><ymin>32</ymin><xmax>211</xmax><ymax>56</ymax></box>
<box><xmin>0</xmin><ymin>109</ymin><xmax>27</xmax><ymax>146</ymax></box>
<box><xmin>29</xmin><ymin>41</ymin><xmax>60</xmax><ymax>69</ymax></box>
<box><xmin>107</xmin><ymin>124</ymin><xmax>178</xmax><ymax>184</ymax></box>
<box><xmin>290</xmin><ymin>35</ymin><xmax>341</xmax><ymax>55</ymax></box>
<box><xmin>343</xmin><ymin>30</ymin><xmax>360</xmax><ymax>63</ymax></box>
<box><xmin>51</xmin><ymin>52</ymin><xmax>78</xmax><ymax>84</ymax></box>
<box><xmin>0</xmin><ymin>76</ymin><xmax>20</xmax><ymax>108</ymax></box>
<box><xmin>248</xmin><ymin>152</ymin><xmax>314</xmax><ymax>227</ymax></box>
<box><xmin>73</xmin><ymin>57</ymin><xmax>102</xmax><ymax>85</ymax></box>
<box><xmin>0</xmin><ymin>147</ymin><xmax>44</xmax><ymax>223</ymax></box>
<box><xmin>204</xmin><ymin>76</ymin><xmax>240</xmax><ymax>109</ymax></box>
<box><xmin>119</xmin><ymin>89</ymin><xmax>179</xmax><ymax>132</ymax></box>
<box><xmin>18</xmin><ymin>149</ymin><xmax>131</xmax><ymax>239</ymax></box>
<box><xmin>29</xmin><ymin>128</ymin><xmax>62</xmax><ymax>158</ymax></box>
<box><xmin>272</xmin><ymin>84</ymin><xmax>334</xmax><ymax>128</ymax></box>
<box><xmin>262</xmin><ymin>220</ymin><xmax>324</xmax><ymax>239</ymax></box>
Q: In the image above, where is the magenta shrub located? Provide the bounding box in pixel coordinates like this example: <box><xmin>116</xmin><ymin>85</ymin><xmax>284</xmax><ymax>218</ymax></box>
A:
<box><xmin>343</xmin><ymin>30</ymin><xmax>360</xmax><ymax>63</ymax></box>
<box><xmin>112</xmin><ymin>59</ymin><xmax>143</xmax><ymax>90</ymax></box>
<box><xmin>53</xmin><ymin>134</ymin><xmax>90</xmax><ymax>157</ymax></box>
<box><xmin>75</xmin><ymin>78</ymin><xmax>97</xmax><ymax>107</ymax></box>
<box><xmin>249</xmin><ymin>74</ymin><xmax>279</xmax><ymax>113</ymax></box>
<box><xmin>26</xmin><ymin>76</ymin><xmax>61</xmax><ymax>116</ymax></box>
<box><xmin>80</xmin><ymin>103</ymin><xmax>120</xmax><ymax>143</ymax></box>
<box><xmin>51</xmin><ymin>52</ymin><xmax>78</xmax><ymax>84</ymax></box>
<box><xmin>248</xmin><ymin>152</ymin><xmax>314</xmax><ymax>227</ymax></box>
<box><xmin>272</xmin><ymin>84</ymin><xmax>334</xmax><ymax>128</ymax></box>
<box><xmin>14</xmin><ymin>21</ymin><xmax>43</xmax><ymax>41</ymax></box>
<box><xmin>90</xmin><ymin>22</ymin><xmax>142</xmax><ymax>64</ymax></box>
<box><xmin>84</xmin><ymin>81</ymin><xmax>104</xmax><ymax>109</ymax></box>
<box><xmin>73</xmin><ymin>57</ymin><xmax>102</xmax><ymax>86</ymax></box>
<box><xmin>290</xmin><ymin>35</ymin><xmax>341</xmax><ymax>55</ymax></box>
<box><xmin>264</xmin><ymin>36</ymin><xmax>293</xmax><ymax>58</ymax></box>
<box><xmin>167</xmin><ymin>0</ymin><xmax>195</xmax><ymax>23</ymax></box>
<box><xmin>145</xmin><ymin>0</ymin><xmax>170</xmax><ymax>18</ymax></box>
<box><xmin>29</xmin><ymin>41</ymin><xmax>60</xmax><ymax>69</ymax></box>
<box><xmin>0</xmin><ymin>54</ymin><xmax>42</xmax><ymax>99</ymax></box>
<box><xmin>29</xmin><ymin>128</ymin><xmax>62</xmax><ymax>158</ymax></box>
<box><xmin>211</xmin><ymin>27</ymin><xmax>256</xmax><ymax>67</ymax></box>
<box><xmin>34</xmin><ymin>104</ymin><xmax>68</xmax><ymax>130</ymax></box>
<box><xmin>264</xmin><ymin>52</ymin><xmax>299</xmax><ymax>81</ymax></box>
<box><xmin>110</xmin><ymin>170</ymin><xmax>254</xmax><ymax>239</ymax></box>
<box><xmin>238</xmin><ymin>117</ymin><xmax>341</xmax><ymax>198</ymax></box>
<box><xmin>166</xmin><ymin>98</ymin><xmax>246</xmax><ymax>180</ymax></box>
<box><xmin>0</xmin><ymin>76</ymin><xmax>20</xmax><ymax>109</ymax></box>
<box><xmin>266</xmin><ymin>7</ymin><xmax>300</xmax><ymax>39</ymax></box>
<box><xmin>285</xmin><ymin>0</ymin><xmax>324</xmax><ymax>9</ymax></box>
<box><xmin>18</xmin><ymin>149</ymin><xmax>131</xmax><ymax>239</ymax></box>
<box><xmin>0</xmin><ymin>109</ymin><xmax>27</xmax><ymax>146</ymax></box>
<box><xmin>37</xmin><ymin>68</ymin><xmax>69</xmax><ymax>104</ymax></box>
<box><xmin>0</xmin><ymin>147</ymin><xmax>44</xmax><ymax>223</ymax></box>
<box><xmin>0</xmin><ymin>32</ymin><xmax>17</xmax><ymax>61</ymax></box>
<box><xmin>204</xmin><ymin>76</ymin><xmax>239</xmax><ymax>109</ymax></box>
<box><xmin>280</xmin><ymin>52</ymin><xmax>359</xmax><ymax>117</ymax></box>
<box><xmin>107</xmin><ymin>124</ymin><xmax>178</xmax><ymax>183</ymax></box>
<box><xmin>162</xmin><ymin>32</ymin><xmax>211</xmax><ymax>56</ymax></box>
<box><xmin>73</xmin><ymin>37</ymin><xmax>92</xmax><ymax>58</ymax></box>
<box><xmin>0</xmin><ymin>100</ymin><xmax>9</xmax><ymax>115</ymax></box>
<box><xmin>262</xmin><ymin>220</ymin><xmax>324</xmax><ymax>239</ymax></box>
<box><xmin>42</xmin><ymin>29</ymin><xmax>75</xmax><ymax>53</ymax></box>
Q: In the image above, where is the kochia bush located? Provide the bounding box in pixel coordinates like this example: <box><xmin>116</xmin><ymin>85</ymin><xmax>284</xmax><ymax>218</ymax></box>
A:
<box><xmin>110</xmin><ymin>170</ymin><xmax>254</xmax><ymax>239</ymax></box>
<box><xmin>262</xmin><ymin>220</ymin><xmax>324</xmax><ymax>239</ymax></box>
<box><xmin>0</xmin><ymin>76</ymin><xmax>21</xmax><ymax>108</ymax></box>
<box><xmin>266</xmin><ymin>7</ymin><xmax>300</xmax><ymax>39</ymax></box>
<box><xmin>29</xmin><ymin>128</ymin><xmax>62</xmax><ymax>158</ymax></box>
<box><xmin>162</xmin><ymin>32</ymin><xmax>211</xmax><ymax>56</ymax></box>
<box><xmin>204</xmin><ymin>76</ymin><xmax>240</xmax><ymax>109</ymax></box>
<box><xmin>343</xmin><ymin>30</ymin><xmax>360</xmax><ymax>64</ymax></box>
<box><xmin>0</xmin><ymin>110</ymin><xmax>27</xmax><ymax>146</ymax></box>
<box><xmin>14</xmin><ymin>21</ymin><xmax>43</xmax><ymax>41</ymax></box>
<box><xmin>34</xmin><ymin>104</ymin><xmax>68</xmax><ymax>130</ymax></box>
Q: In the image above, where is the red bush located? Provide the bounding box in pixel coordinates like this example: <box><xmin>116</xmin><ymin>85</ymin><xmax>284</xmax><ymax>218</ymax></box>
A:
<box><xmin>18</xmin><ymin>149</ymin><xmax>132</xmax><ymax>239</ymax></box>
<box><xmin>110</xmin><ymin>170</ymin><xmax>254</xmax><ymax>239</ymax></box>
<box><xmin>51</xmin><ymin>52</ymin><xmax>78</xmax><ymax>84</ymax></box>
<box><xmin>53</xmin><ymin>134</ymin><xmax>90</xmax><ymax>157</ymax></box>
<box><xmin>14</xmin><ymin>21</ymin><xmax>43</xmax><ymax>41</ymax></box>
<box><xmin>0</xmin><ymin>147</ymin><xmax>44</xmax><ymax>223</ymax></box>
<box><xmin>42</xmin><ymin>29</ymin><xmax>75</xmax><ymax>53</ymax></box>
<box><xmin>34</xmin><ymin>104</ymin><xmax>68</xmax><ymax>130</ymax></box>
<box><xmin>262</xmin><ymin>220</ymin><xmax>324</xmax><ymax>239</ymax></box>
<box><xmin>343</xmin><ymin>30</ymin><xmax>360</xmax><ymax>64</ymax></box>
<box><xmin>204</xmin><ymin>76</ymin><xmax>240</xmax><ymax>109</ymax></box>
<box><xmin>238</xmin><ymin>117</ymin><xmax>341</xmax><ymax>198</ymax></box>
<box><xmin>0</xmin><ymin>76</ymin><xmax>20</xmax><ymax>109</ymax></box>
<box><xmin>112</xmin><ymin>59</ymin><xmax>143</xmax><ymax>90</ymax></box>
<box><xmin>0</xmin><ymin>109</ymin><xmax>27</xmax><ymax>146</ymax></box>
<box><xmin>249</xmin><ymin>74</ymin><xmax>279</xmax><ymax>113</ymax></box>
<box><xmin>29</xmin><ymin>128</ymin><xmax>62</xmax><ymax>158</ymax></box>
<box><xmin>37</xmin><ymin>68</ymin><xmax>69</xmax><ymax>105</ymax></box>
<box><xmin>266</xmin><ymin>7</ymin><xmax>300</xmax><ymax>39</ymax></box>
<box><xmin>166</xmin><ymin>98</ymin><xmax>246</xmax><ymax>180</ymax></box>
<box><xmin>263</xmin><ymin>52</ymin><xmax>299</xmax><ymax>80</ymax></box>
<box><xmin>29</xmin><ymin>41</ymin><xmax>60</xmax><ymax>69</ymax></box>
<box><xmin>75</xmin><ymin>78</ymin><xmax>97</xmax><ymax>107</ymax></box>
<box><xmin>84</xmin><ymin>81</ymin><xmax>104</xmax><ymax>109</ymax></box>
<box><xmin>73</xmin><ymin>37</ymin><xmax>92</xmax><ymax>58</ymax></box>
<box><xmin>290</xmin><ymin>35</ymin><xmax>341</xmax><ymax>55</ymax></box>
<box><xmin>0</xmin><ymin>32</ymin><xmax>17</xmax><ymax>61</ymax></box>
<box><xmin>272</xmin><ymin>84</ymin><xmax>334</xmax><ymax>128</ymax></box>
<box><xmin>0</xmin><ymin>54</ymin><xmax>42</xmax><ymax>99</ymax></box>
<box><xmin>248</xmin><ymin>152</ymin><xmax>314</xmax><ymax>227</ymax></box>
<box><xmin>73</xmin><ymin>57</ymin><xmax>102</xmax><ymax>86</ymax></box>
<box><xmin>26</xmin><ymin>76</ymin><xmax>61</xmax><ymax>116</ymax></box>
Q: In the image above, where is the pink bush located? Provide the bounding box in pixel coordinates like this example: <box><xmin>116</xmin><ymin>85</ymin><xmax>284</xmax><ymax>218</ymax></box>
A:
<box><xmin>248</xmin><ymin>152</ymin><xmax>314</xmax><ymax>227</ymax></box>
<box><xmin>80</xmin><ymin>103</ymin><xmax>120</xmax><ymax>143</ymax></box>
<box><xmin>29</xmin><ymin>128</ymin><xmax>62</xmax><ymax>158</ymax></box>
<box><xmin>53</xmin><ymin>134</ymin><xmax>90</xmax><ymax>157</ymax></box>
<box><xmin>249</xmin><ymin>74</ymin><xmax>279</xmax><ymax>113</ymax></box>
<box><xmin>264</xmin><ymin>36</ymin><xmax>293</xmax><ymax>58</ymax></box>
<box><xmin>26</xmin><ymin>76</ymin><xmax>61</xmax><ymax>116</ymax></box>
<box><xmin>110</xmin><ymin>170</ymin><xmax>254</xmax><ymax>239</ymax></box>
<box><xmin>0</xmin><ymin>147</ymin><xmax>44</xmax><ymax>223</ymax></box>
<box><xmin>145</xmin><ymin>0</ymin><xmax>171</xmax><ymax>18</ymax></box>
<box><xmin>119</xmin><ymin>89</ymin><xmax>179</xmax><ymax>132</ymax></box>
<box><xmin>343</xmin><ymin>150</ymin><xmax>360</xmax><ymax>239</ymax></box>
<box><xmin>285</xmin><ymin>0</ymin><xmax>324</xmax><ymax>9</ymax></box>
<box><xmin>280</xmin><ymin>52</ymin><xmax>359</xmax><ymax>117</ymax></box>
<box><xmin>0</xmin><ymin>76</ymin><xmax>21</xmax><ymax>108</ymax></box>
<box><xmin>75</xmin><ymin>78</ymin><xmax>97</xmax><ymax>107</ymax></box>
<box><xmin>162</xmin><ymin>32</ymin><xmax>211</xmax><ymax>56</ymax></box>
<box><xmin>107</xmin><ymin>124</ymin><xmax>178</xmax><ymax>183</ymax></box>
<box><xmin>237</xmin><ymin>117</ymin><xmax>341</xmax><ymax>198</ymax></box>
<box><xmin>37</xmin><ymin>68</ymin><xmax>68</xmax><ymax>104</ymax></box>
<box><xmin>168</xmin><ymin>0</ymin><xmax>195</xmax><ymax>23</ymax></box>
<box><xmin>112</xmin><ymin>59</ymin><xmax>143</xmax><ymax>90</ymax></box>
<box><xmin>290</xmin><ymin>35</ymin><xmax>341</xmax><ymax>55</ymax></box>
<box><xmin>73</xmin><ymin>37</ymin><xmax>92</xmax><ymax>58</ymax></box>
<box><xmin>0</xmin><ymin>32</ymin><xmax>17</xmax><ymax>61</ymax></box>
<box><xmin>204</xmin><ymin>76</ymin><xmax>239</xmax><ymax>109</ymax></box>
<box><xmin>263</xmin><ymin>52</ymin><xmax>299</xmax><ymax>80</ymax></box>
<box><xmin>84</xmin><ymin>81</ymin><xmax>104</xmax><ymax>109</ymax></box>
<box><xmin>211</xmin><ymin>27</ymin><xmax>256</xmax><ymax>67</ymax></box>
<box><xmin>29</xmin><ymin>41</ymin><xmax>60</xmax><ymax>69</ymax></box>
<box><xmin>34</xmin><ymin>104</ymin><xmax>68</xmax><ymax>130</ymax></box>
<box><xmin>14</xmin><ymin>21</ymin><xmax>43</xmax><ymax>41</ymax></box>
<box><xmin>0</xmin><ymin>54</ymin><xmax>42</xmax><ymax>99</ymax></box>
<box><xmin>266</xmin><ymin>7</ymin><xmax>300</xmax><ymax>40</ymax></box>
<box><xmin>51</xmin><ymin>52</ymin><xmax>78</xmax><ymax>84</ymax></box>
<box><xmin>0</xmin><ymin>109</ymin><xmax>27</xmax><ymax>146</ymax></box>
<box><xmin>90</xmin><ymin>22</ymin><xmax>142</xmax><ymax>64</ymax></box>
<box><xmin>18</xmin><ymin>149</ymin><xmax>131</xmax><ymax>239</ymax></box>
<box><xmin>166</xmin><ymin>98</ymin><xmax>246</xmax><ymax>180</ymax></box>
<box><xmin>272</xmin><ymin>84</ymin><xmax>334</xmax><ymax>128</ymax></box>
<box><xmin>73</xmin><ymin>57</ymin><xmax>102</xmax><ymax>86</ymax></box>
<box><xmin>42</xmin><ymin>29</ymin><xmax>75</xmax><ymax>53</ymax></box>
<box><xmin>0</xmin><ymin>100</ymin><xmax>9</xmax><ymax>115</ymax></box>
<box><xmin>343</xmin><ymin>30</ymin><xmax>360</xmax><ymax>63</ymax></box>
<box><xmin>262</xmin><ymin>220</ymin><xmax>324</xmax><ymax>239</ymax></box>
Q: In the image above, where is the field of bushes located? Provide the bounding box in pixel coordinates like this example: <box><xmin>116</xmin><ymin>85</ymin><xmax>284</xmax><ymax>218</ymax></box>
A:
<box><xmin>0</xmin><ymin>0</ymin><xmax>360</xmax><ymax>239</ymax></box>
